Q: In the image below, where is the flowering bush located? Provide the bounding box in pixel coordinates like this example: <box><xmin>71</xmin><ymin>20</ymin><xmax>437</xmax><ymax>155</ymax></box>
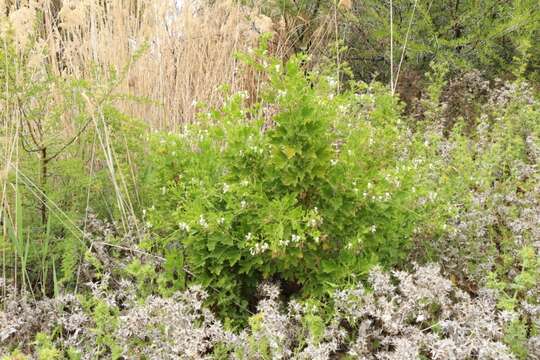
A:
<box><xmin>144</xmin><ymin>48</ymin><xmax>431</xmax><ymax>318</ymax></box>
<box><xmin>424</xmin><ymin>79</ymin><xmax>540</xmax><ymax>282</ymax></box>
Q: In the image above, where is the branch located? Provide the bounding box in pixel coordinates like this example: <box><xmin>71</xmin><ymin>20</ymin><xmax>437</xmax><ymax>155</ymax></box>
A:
<box><xmin>45</xmin><ymin>115</ymin><xmax>93</xmax><ymax>162</ymax></box>
<box><xmin>45</xmin><ymin>84</ymin><xmax>116</xmax><ymax>163</ymax></box>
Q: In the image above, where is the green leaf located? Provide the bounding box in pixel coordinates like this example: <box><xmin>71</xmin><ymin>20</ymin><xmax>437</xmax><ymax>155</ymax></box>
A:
<box><xmin>282</xmin><ymin>145</ymin><xmax>296</xmax><ymax>159</ymax></box>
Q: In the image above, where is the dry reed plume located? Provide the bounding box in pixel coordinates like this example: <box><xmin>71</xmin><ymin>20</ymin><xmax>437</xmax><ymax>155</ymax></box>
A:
<box><xmin>3</xmin><ymin>0</ymin><xmax>275</xmax><ymax>129</ymax></box>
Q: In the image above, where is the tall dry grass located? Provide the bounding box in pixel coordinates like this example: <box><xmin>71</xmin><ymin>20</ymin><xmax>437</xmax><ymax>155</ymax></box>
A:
<box><xmin>3</xmin><ymin>0</ymin><xmax>274</xmax><ymax>129</ymax></box>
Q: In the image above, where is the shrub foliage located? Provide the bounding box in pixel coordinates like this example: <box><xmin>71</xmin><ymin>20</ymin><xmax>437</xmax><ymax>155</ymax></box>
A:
<box><xmin>145</xmin><ymin>49</ymin><xmax>431</xmax><ymax>316</ymax></box>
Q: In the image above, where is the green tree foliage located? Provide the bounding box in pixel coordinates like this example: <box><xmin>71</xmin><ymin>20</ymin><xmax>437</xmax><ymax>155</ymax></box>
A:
<box><xmin>251</xmin><ymin>0</ymin><xmax>540</xmax><ymax>86</ymax></box>
<box><xmin>343</xmin><ymin>0</ymin><xmax>540</xmax><ymax>82</ymax></box>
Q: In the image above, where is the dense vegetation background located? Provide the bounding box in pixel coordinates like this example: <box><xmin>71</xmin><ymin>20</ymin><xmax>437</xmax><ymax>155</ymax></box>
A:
<box><xmin>1</xmin><ymin>0</ymin><xmax>539</xmax><ymax>358</ymax></box>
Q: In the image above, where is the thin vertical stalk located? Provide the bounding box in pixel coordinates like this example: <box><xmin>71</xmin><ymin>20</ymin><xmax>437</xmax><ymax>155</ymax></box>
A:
<box><xmin>394</xmin><ymin>0</ymin><xmax>419</xmax><ymax>92</ymax></box>
<box><xmin>390</xmin><ymin>0</ymin><xmax>394</xmax><ymax>94</ymax></box>
<box><xmin>334</xmin><ymin>1</ymin><xmax>340</xmax><ymax>93</ymax></box>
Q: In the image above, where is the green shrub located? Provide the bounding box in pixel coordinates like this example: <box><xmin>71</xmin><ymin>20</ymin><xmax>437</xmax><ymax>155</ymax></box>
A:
<box><xmin>145</xmin><ymin>49</ymin><xmax>431</xmax><ymax>319</ymax></box>
<box><xmin>34</xmin><ymin>333</ymin><xmax>61</xmax><ymax>360</ymax></box>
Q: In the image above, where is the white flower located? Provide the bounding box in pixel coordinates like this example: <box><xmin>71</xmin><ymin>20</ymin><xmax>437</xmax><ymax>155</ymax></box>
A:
<box><xmin>199</xmin><ymin>215</ymin><xmax>208</xmax><ymax>229</ymax></box>
<box><xmin>249</xmin><ymin>241</ymin><xmax>269</xmax><ymax>256</ymax></box>
<box><xmin>327</xmin><ymin>76</ymin><xmax>337</xmax><ymax>88</ymax></box>
<box><xmin>279</xmin><ymin>239</ymin><xmax>290</xmax><ymax>247</ymax></box>
<box><xmin>178</xmin><ymin>222</ymin><xmax>190</xmax><ymax>232</ymax></box>
<box><xmin>223</xmin><ymin>183</ymin><xmax>230</xmax><ymax>193</ymax></box>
